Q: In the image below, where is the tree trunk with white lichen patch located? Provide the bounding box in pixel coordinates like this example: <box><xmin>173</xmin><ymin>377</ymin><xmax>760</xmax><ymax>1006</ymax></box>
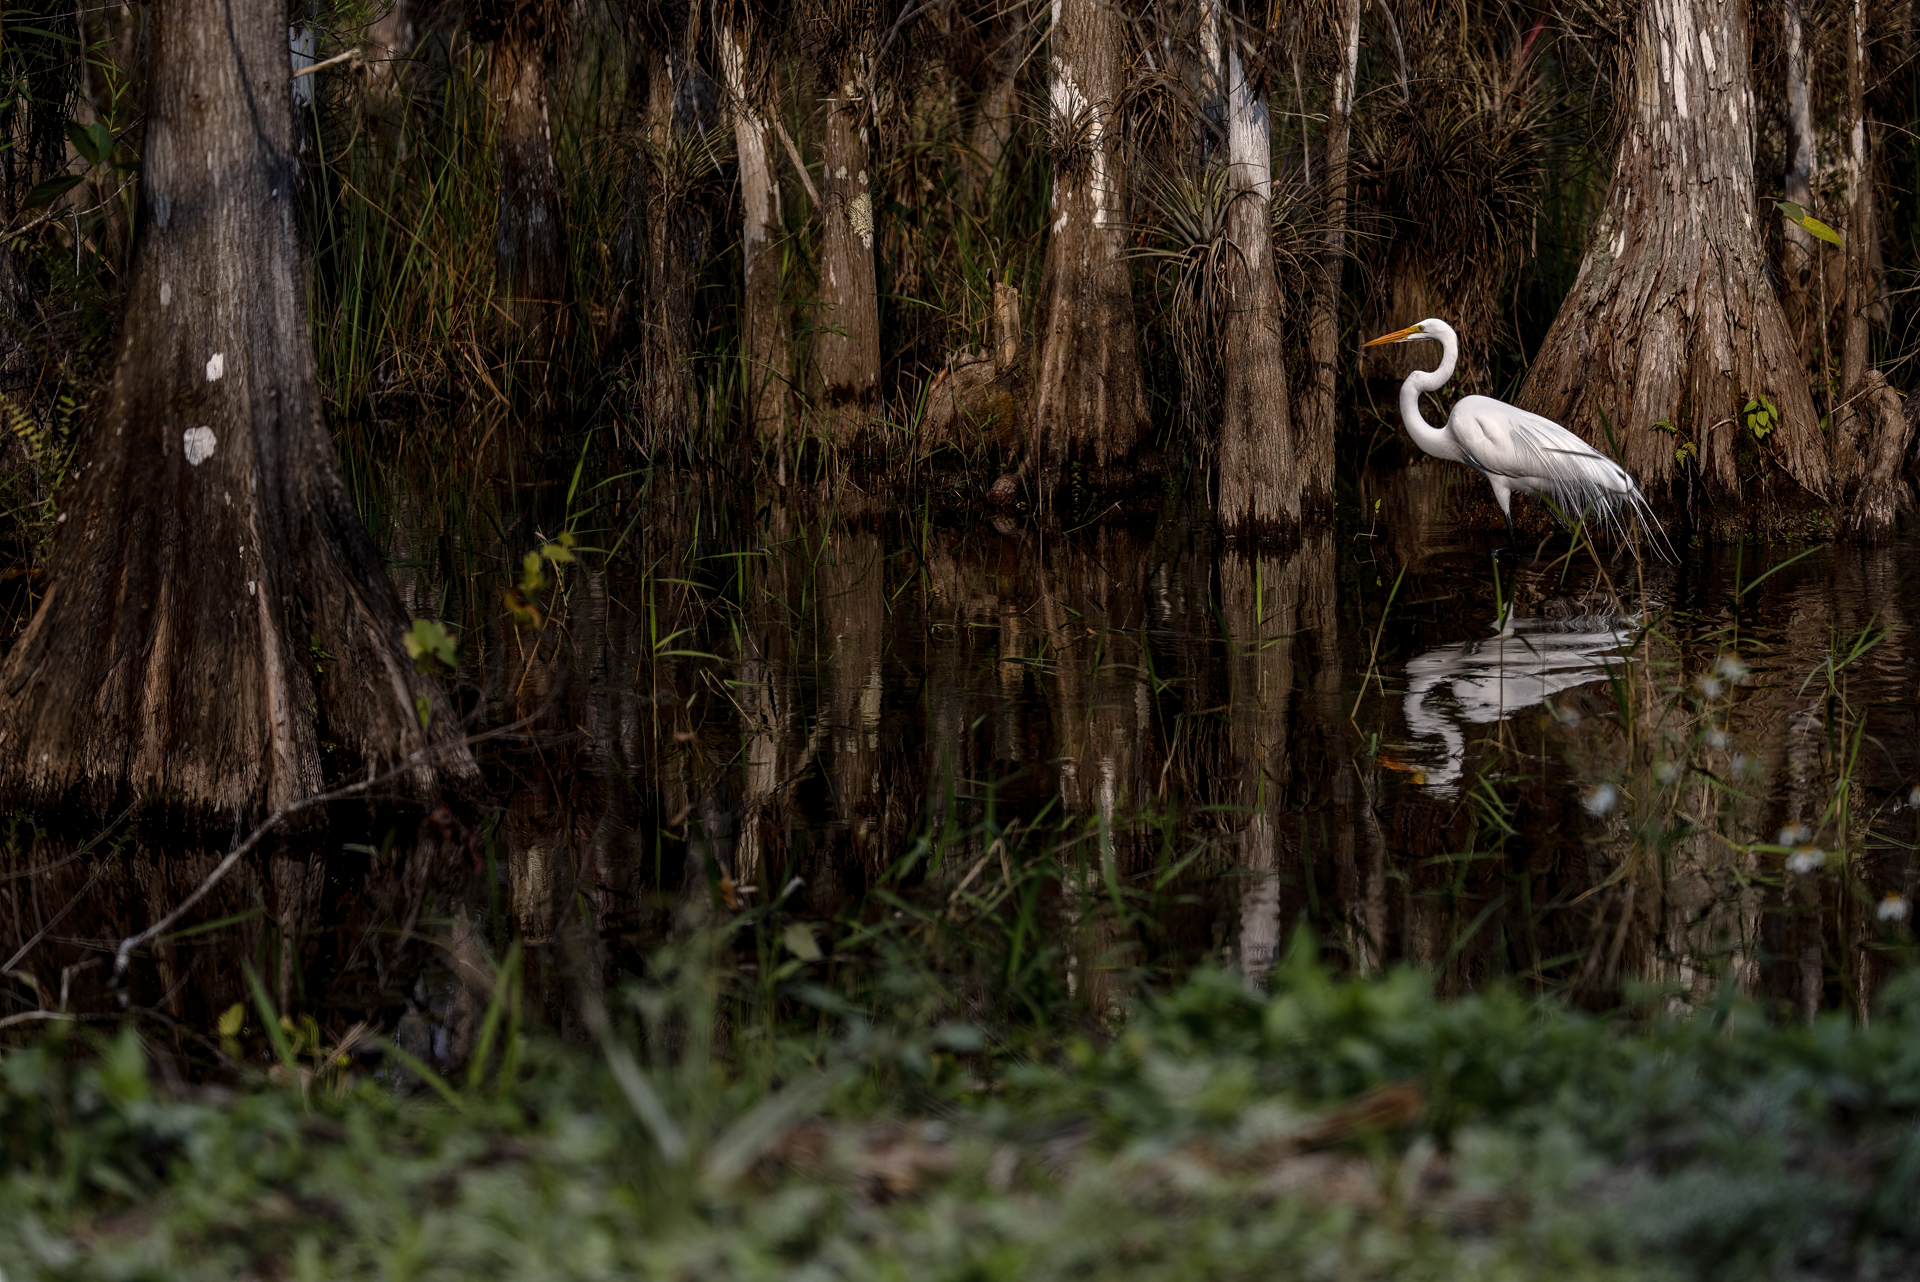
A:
<box><xmin>1028</xmin><ymin>0</ymin><xmax>1146</xmax><ymax>495</ymax></box>
<box><xmin>0</xmin><ymin>0</ymin><xmax>475</xmax><ymax>822</ymax></box>
<box><xmin>1207</xmin><ymin>4</ymin><xmax>1322</xmax><ymax>535</ymax></box>
<box><xmin>814</xmin><ymin>56</ymin><xmax>882</xmax><ymax>447</ymax></box>
<box><xmin>1518</xmin><ymin>0</ymin><xmax>1829</xmax><ymax>532</ymax></box>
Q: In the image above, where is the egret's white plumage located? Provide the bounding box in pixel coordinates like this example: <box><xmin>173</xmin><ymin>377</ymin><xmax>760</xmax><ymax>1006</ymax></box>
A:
<box><xmin>1364</xmin><ymin>318</ymin><xmax>1673</xmax><ymax>560</ymax></box>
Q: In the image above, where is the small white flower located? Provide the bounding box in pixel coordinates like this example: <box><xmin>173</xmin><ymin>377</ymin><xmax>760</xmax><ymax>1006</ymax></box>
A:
<box><xmin>1731</xmin><ymin>753</ymin><xmax>1751</xmax><ymax>778</ymax></box>
<box><xmin>1705</xmin><ymin>729</ymin><xmax>1730</xmax><ymax>751</ymax></box>
<box><xmin>1715</xmin><ymin>654</ymin><xmax>1751</xmax><ymax>682</ymax></box>
<box><xmin>1655</xmin><ymin>761</ymin><xmax>1681</xmax><ymax>786</ymax></box>
<box><xmin>1786</xmin><ymin>848</ymin><xmax>1826</xmax><ymax>875</ymax></box>
<box><xmin>1583</xmin><ymin>783</ymin><xmax>1618</xmax><ymax>817</ymax></box>
<box><xmin>1697</xmin><ymin>675</ymin><xmax>1724</xmax><ymax>699</ymax></box>
<box><xmin>1878</xmin><ymin>894</ymin><xmax>1910</xmax><ymax>923</ymax></box>
<box><xmin>1778</xmin><ymin>823</ymin><xmax>1812</xmax><ymax>847</ymax></box>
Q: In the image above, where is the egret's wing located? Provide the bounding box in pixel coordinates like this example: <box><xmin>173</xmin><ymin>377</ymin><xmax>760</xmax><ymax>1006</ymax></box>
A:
<box><xmin>1448</xmin><ymin>396</ymin><xmax>1624</xmax><ymax>487</ymax></box>
<box><xmin>1447</xmin><ymin>396</ymin><xmax>1674</xmax><ymax>560</ymax></box>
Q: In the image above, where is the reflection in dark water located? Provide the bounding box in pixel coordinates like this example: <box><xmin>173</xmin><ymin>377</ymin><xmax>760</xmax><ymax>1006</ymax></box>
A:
<box><xmin>2</xmin><ymin>463</ymin><xmax>1917</xmax><ymax>1048</ymax></box>
<box><xmin>1392</xmin><ymin>614</ymin><xmax>1634</xmax><ymax>795</ymax></box>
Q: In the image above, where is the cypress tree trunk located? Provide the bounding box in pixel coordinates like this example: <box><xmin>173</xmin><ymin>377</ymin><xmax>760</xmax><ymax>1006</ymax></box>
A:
<box><xmin>1301</xmin><ymin>0</ymin><xmax>1361</xmax><ymax>445</ymax></box>
<box><xmin>1518</xmin><ymin>0</ymin><xmax>1829</xmax><ymax>527</ymax></box>
<box><xmin>363</xmin><ymin>0</ymin><xmax>416</xmax><ymax>155</ymax></box>
<box><xmin>1836</xmin><ymin>0</ymin><xmax>1910</xmax><ymax>533</ymax></box>
<box><xmin>1839</xmin><ymin>0</ymin><xmax>1870</xmax><ymax>422</ymax></box>
<box><xmin>0</xmin><ymin>0</ymin><xmax>472</xmax><ymax>819</ymax></box>
<box><xmin>642</xmin><ymin>30</ymin><xmax>717</xmax><ymax>452</ymax></box>
<box><xmin>965</xmin><ymin>21</ymin><xmax>1023</xmax><ymax>212</ymax></box>
<box><xmin>1208</xmin><ymin>11</ymin><xmax>1319</xmax><ymax>535</ymax></box>
<box><xmin>719</xmin><ymin>18</ymin><xmax>790</xmax><ymax>457</ymax></box>
<box><xmin>494</xmin><ymin>12</ymin><xmax>569</xmax><ymax>366</ymax></box>
<box><xmin>1779</xmin><ymin>0</ymin><xmax>1818</xmax><ymax>359</ymax></box>
<box><xmin>814</xmin><ymin>54</ymin><xmax>882</xmax><ymax>446</ymax></box>
<box><xmin>1029</xmin><ymin>0</ymin><xmax>1146</xmax><ymax>493</ymax></box>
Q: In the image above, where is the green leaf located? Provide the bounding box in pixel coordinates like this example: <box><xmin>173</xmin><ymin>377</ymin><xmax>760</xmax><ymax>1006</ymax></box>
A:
<box><xmin>783</xmin><ymin>922</ymin><xmax>823</xmax><ymax>961</ymax></box>
<box><xmin>1777</xmin><ymin>200</ymin><xmax>1843</xmax><ymax>247</ymax></box>
<box><xmin>217</xmin><ymin>1002</ymin><xmax>245</xmax><ymax>1037</ymax></box>
<box><xmin>22</xmin><ymin>174</ymin><xmax>82</xmax><ymax>208</ymax></box>
<box><xmin>503</xmin><ymin>588</ymin><xmax>543</xmax><ymax>627</ymax></box>
<box><xmin>519</xmin><ymin>550</ymin><xmax>545</xmax><ymax>594</ymax></box>
<box><xmin>414</xmin><ymin>693</ymin><xmax>432</xmax><ymax>730</ymax></box>
<box><xmin>540</xmin><ymin>539</ymin><xmax>576</xmax><ymax>565</ymax></box>
<box><xmin>402</xmin><ymin>618</ymin><xmax>458</xmax><ymax>672</ymax></box>
<box><xmin>1799</xmin><ymin>216</ymin><xmax>1843</xmax><ymax>247</ymax></box>
<box><xmin>65</xmin><ymin>120</ymin><xmax>111</xmax><ymax>165</ymax></box>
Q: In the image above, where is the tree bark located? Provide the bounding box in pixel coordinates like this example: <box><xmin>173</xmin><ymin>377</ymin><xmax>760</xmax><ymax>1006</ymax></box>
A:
<box><xmin>1517</xmin><ymin>0</ymin><xmax>1829</xmax><ymax>529</ymax></box>
<box><xmin>363</xmin><ymin>0</ymin><xmax>417</xmax><ymax>157</ymax></box>
<box><xmin>1209</xmin><ymin>13</ymin><xmax>1319</xmax><ymax>535</ymax></box>
<box><xmin>1839</xmin><ymin>0</ymin><xmax>1870</xmax><ymax>435</ymax></box>
<box><xmin>1779</xmin><ymin>0</ymin><xmax>1818</xmax><ymax>360</ymax></box>
<box><xmin>642</xmin><ymin>29</ymin><xmax>717</xmax><ymax>452</ymax></box>
<box><xmin>1837</xmin><ymin>0</ymin><xmax>1909</xmax><ymax>533</ymax></box>
<box><xmin>718</xmin><ymin>19</ymin><xmax>790</xmax><ymax>459</ymax></box>
<box><xmin>0</xmin><ymin>0</ymin><xmax>472</xmax><ymax>820</ymax></box>
<box><xmin>1029</xmin><ymin>0</ymin><xmax>1146</xmax><ymax>493</ymax></box>
<box><xmin>965</xmin><ymin>18</ymin><xmax>1024</xmax><ymax>212</ymax></box>
<box><xmin>1301</xmin><ymin>0</ymin><xmax>1361</xmax><ymax>446</ymax></box>
<box><xmin>814</xmin><ymin>55</ymin><xmax>882</xmax><ymax>446</ymax></box>
<box><xmin>495</xmin><ymin>14</ymin><xmax>569</xmax><ymax>369</ymax></box>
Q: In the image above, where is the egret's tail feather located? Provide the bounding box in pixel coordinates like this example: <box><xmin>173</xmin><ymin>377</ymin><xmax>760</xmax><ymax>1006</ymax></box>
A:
<box><xmin>1588</xmin><ymin>488</ymin><xmax>1675</xmax><ymax>563</ymax></box>
<box><xmin>1543</xmin><ymin>478</ymin><xmax>1677</xmax><ymax>564</ymax></box>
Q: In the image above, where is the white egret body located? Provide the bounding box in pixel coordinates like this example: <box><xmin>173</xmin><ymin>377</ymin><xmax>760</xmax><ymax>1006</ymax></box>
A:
<box><xmin>1364</xmin><ymin>319</ymin><xmax>1672</xmax><ymax>559</ymax></box>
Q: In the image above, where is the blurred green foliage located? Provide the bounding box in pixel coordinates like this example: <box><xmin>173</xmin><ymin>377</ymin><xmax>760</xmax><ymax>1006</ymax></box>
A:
<box><xmin>6</xmin><ymin>936</ymin><xmax>1920</xmax><ymax>1278</ymax></box>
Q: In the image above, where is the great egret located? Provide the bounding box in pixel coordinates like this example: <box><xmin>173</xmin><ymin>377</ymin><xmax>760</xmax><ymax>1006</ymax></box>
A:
<box><xmin>1364</xmin><ymin>319</ymin><xmax>1672</xmax><ymax>560</ymax></box>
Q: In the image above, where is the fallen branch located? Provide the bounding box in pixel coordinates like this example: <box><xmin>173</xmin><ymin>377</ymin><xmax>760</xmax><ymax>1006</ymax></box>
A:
<box><xmin>112</xmin><ymin>704</ymin><xmax>557</xmax><ymax>982</ymax></box>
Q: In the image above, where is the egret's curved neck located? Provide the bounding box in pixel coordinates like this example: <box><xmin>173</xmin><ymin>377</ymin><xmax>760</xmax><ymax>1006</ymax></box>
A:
<box><xmin>1399</xmin><ymin>324</ymin><xmax>1458</xmax><ymax>455</ymax></box>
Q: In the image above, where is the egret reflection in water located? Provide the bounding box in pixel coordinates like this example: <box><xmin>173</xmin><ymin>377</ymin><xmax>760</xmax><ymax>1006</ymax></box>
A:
<box><xmin>1388</xmin><ymin>613</ymin><xmax>1635</xmax><ymax>794</ymax></box>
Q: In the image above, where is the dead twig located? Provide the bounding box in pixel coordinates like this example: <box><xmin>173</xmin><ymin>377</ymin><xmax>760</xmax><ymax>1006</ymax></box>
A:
<box><xmin>111</xmin><ymin>707</ymin><xmax>549</xmax><ymax>982</ymax></box>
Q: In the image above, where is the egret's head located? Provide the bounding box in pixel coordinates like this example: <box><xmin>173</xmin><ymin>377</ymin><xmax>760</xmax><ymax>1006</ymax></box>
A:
<box><xmin>1362</xmin><ymin>319</ymin><xmax>1444</xmax><ymax>348</ymax></box>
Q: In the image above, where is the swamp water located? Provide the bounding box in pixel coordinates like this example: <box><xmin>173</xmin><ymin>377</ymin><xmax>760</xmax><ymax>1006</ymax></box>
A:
<box><xmin>4</xmin><ymin>456</ymin><xmax>1918</xmax><ymax>1055</ymax></box>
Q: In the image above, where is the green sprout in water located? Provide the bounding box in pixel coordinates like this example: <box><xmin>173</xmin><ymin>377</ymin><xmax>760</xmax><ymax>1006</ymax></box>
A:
<box><xmin>402</xmin><ymin>618</ymin><xmax>459</xmax><ymax>673</ymax></box>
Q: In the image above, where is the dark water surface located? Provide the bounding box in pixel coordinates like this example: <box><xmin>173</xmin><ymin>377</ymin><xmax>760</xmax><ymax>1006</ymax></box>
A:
<box><xmin>6</xmin><ymin>457</ymin><xmax>1918</xmax><ymax>1054</ymax></box>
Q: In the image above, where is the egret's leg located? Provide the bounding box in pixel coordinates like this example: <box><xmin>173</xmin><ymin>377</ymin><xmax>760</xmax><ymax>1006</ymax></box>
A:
<box><xmin>1482</xmin><ymin>477</ymin><xmax>1512</xmax><ymax>556</ymax></box>
<box><xmin>1489</xmin><ymin>483</ymin><xmax>1518</xmax><ymax>558</ymax></box>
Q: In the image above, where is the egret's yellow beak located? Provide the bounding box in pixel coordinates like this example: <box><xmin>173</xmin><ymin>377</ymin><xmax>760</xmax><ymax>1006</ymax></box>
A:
<box><xmin>1362</xmin><ymin>324</ymin><xmax>1425</xmax><ymax>348</ymax></box>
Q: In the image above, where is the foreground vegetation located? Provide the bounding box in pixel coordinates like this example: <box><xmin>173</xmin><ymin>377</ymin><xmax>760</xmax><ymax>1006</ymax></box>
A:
<box><xmin>7</xmin><ymin>940</ymin><xmax>1920</xmax><ymax>1279</ymax></box>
